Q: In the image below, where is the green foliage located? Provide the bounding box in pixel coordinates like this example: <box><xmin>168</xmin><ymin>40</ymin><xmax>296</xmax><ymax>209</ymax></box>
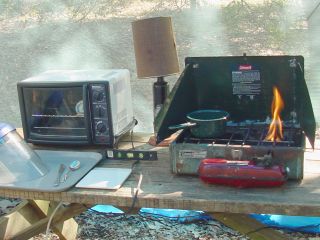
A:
<box><xmin>220</xmin><ymin>0</ymin><xmax>293</xmax><ymax>51</ymax></box>
<box><xmin>0</xmin><ymin>0</ymin><xmax>23</xmax><ymax>17</ymax></box>
<box><xmin>0</xmin><ymin>0</ymin><xmax>195</xmax><ymax>22</ymax></box>
<box><xmin>0</xmin><ymin>0</ymin><xmax>133</xmax><ymax>23</ymax></box>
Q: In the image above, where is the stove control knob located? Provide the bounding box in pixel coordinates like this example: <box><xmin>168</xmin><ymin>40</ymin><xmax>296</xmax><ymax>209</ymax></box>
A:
<box><xmin>96</xmin><ymin>121</ymin><xmax>107</xmax><ymax>133</ymax></box>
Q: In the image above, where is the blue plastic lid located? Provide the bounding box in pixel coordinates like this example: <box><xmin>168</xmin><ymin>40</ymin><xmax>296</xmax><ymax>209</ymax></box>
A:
<box><xmin>0</xmin><ymin>123</ymin><xmax>15</xmax><ymax>139</ymax></box>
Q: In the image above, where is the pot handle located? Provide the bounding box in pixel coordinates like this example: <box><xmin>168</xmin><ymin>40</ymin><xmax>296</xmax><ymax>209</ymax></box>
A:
<box><xmin>168</xmin><ymin>122</ymin><xmax>197</xmax><ymax>130</ymax></box>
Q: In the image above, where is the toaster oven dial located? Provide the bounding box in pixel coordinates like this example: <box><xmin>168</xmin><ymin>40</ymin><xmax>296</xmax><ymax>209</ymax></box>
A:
<box><xmin>96</xmin><ymin>121</ymin><xmax>107</xmax><ymax>133</ymax></box>
<box><xmin>93</xmin><ymin>91</ymin><xmax>105</xmax><ymax>102</ymax></box>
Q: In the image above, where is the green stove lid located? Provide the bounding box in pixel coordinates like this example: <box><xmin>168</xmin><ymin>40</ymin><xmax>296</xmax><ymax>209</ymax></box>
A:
<box><xmin>155</xmin><ymin>55</ymin><xmax>316</xmax><ymax>148</ymax></box>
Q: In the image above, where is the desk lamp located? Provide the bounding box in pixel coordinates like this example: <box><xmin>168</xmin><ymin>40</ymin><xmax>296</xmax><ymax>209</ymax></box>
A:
<box><xmin>132</xmin><ymin>17</ymin><xmax>180</xmax><ymax>118</ymax></box>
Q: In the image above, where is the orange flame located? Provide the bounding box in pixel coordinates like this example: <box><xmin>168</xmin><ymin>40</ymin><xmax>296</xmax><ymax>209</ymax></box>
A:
<box><xmin>265</xmin><ymin>87</ymin><xmax>284</xmax><ymax>142</ymax></box>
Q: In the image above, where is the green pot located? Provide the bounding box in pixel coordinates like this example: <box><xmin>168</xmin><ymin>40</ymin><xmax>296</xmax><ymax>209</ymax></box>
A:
<box><xmin>169</xmin><ymin>110</ymin><xmax>229</xmax><ymax>138</ymax></box>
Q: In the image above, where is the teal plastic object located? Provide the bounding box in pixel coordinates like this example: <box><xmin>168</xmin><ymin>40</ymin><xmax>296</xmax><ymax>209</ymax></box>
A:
<box><xmin>91</xmin><ymin>205</ymin><xmax>124</xmax><ymax>214</ymax></box>
<box><xmin>90</xmin><ymin>206</ymin><xmax>212</xmax><ymax>223</ymax></box>
<box><xmin>140</xmin><ymin>208</ymin><xmax>212</xmax><ymax>223</ymax></box>
<box><xmin>251</xmin><ymin>214</ymin><xmax>320</xmax><ymax>233</ymax></box>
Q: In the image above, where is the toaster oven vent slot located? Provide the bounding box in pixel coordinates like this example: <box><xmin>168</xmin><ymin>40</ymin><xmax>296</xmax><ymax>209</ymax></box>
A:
<box><xmin>32</xmin><ymin>114</ymin><xmax>84</xmax><ymax>118</ymax></box>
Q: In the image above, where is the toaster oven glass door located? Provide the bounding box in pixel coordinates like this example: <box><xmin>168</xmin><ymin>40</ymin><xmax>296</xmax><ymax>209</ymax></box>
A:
<box><xmin>23</xmin><ymin>87</ymin><xmax>88</xmax><ymax>140</ymax></box>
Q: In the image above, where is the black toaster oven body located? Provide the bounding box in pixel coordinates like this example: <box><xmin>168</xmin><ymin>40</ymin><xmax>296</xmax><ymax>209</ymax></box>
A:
<box><xmin>17</xmin><ymin>70</ymin><xmax>135</xmax><ymax>146</ymax></box>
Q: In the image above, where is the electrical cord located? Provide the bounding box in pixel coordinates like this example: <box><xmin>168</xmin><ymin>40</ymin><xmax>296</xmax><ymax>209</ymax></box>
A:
<box><xmin>113</xmin><ymin>118</ymin><xmax>137</xmax><ymax>149</ymax></box>
<box><xmin>115</xmin><ymin>118</ymin><xmax>139</xmax><ymax>150</ymax></box>
<box><xmin>126</xmin><ymin>172</ymin><xmax>143</xmax><ymax>214</ymax></box>
<box><xmin>131</xmin><ymin>158</ymin><xmax>140</xmax><ymax>170</ymax></box>
<box><xmin>44</xmin><ymin>121</ymin><xmax>137</xmax><ymax>238</ymax></box>
<box><xmin>245</xmin><ymin>225</ymin><xmax>275</xmax><ymax>235</ymax></box>
<box><xmin>87</xmin><ymin>156</ymin><xmax>141</xmax><ymax>216</ymax></box>
<box><xmin>307</xmin><ymin>1</ymin><xmax>320</xmax><ymax>20</ymax></box>
<box><xmin>45</xmin><ymin>201</ymin><xmax>63</xmax><ymax>239</ymax></box>
<box><xmin>87</xmin><ymin>172</ymin><xmax>142</xmax><ymax>216</ymax></box>
<box><xmin>99</xmin><ymin>118</ymin><xmax>141</xmax><ymax>214</ymax></box>
<box><xmin>130</xmin><ymin>129</ymin><xmax>135</xmax><ymax>150</ymax></box>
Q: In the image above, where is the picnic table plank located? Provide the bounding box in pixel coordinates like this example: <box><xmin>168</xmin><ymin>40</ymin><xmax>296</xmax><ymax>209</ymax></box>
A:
<box><xmin>0</xmin><ymin>134</ymin><xmax>320</xmax><ymax>216</ymax></box>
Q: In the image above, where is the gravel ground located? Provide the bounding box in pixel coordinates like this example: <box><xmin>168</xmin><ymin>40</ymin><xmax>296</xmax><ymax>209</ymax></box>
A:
<box><xmin>1</xmin><ymin>197</ymin><xmax>320</xmax><ymax>240</ymax></box>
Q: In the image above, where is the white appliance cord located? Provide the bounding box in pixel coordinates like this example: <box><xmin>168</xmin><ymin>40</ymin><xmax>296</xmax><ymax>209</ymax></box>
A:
<box><xmin>45</xmin><ymin>201</ymin><xmax>63</xmax><ymax>239</ymax></box>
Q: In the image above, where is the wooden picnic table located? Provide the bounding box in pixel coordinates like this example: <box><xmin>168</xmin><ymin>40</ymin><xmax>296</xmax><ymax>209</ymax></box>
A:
<box><xmin>0</xmin><ymin>132</ymin><xmax>320</xmax><ymax>240</ymax></box>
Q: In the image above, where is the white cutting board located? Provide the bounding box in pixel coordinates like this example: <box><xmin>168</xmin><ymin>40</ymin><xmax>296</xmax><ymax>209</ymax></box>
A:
<box><xmin>76</xmin><ymin>167</ymin><xmax>132</xmax><ymax>190</ymax></box>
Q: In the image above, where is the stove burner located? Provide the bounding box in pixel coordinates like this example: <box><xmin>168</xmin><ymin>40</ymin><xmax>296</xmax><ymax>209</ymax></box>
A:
<box><xmin>180</xmin><ymin>123</ymin><xmax>303</xmax><ymax>147</ymax></box>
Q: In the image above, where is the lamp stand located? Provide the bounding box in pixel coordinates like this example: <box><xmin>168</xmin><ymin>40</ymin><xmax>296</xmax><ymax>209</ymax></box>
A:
<box><xmin>153</xmin><ymin>76</ymin><xmax>169</xmax><ymax>117</ymax></box>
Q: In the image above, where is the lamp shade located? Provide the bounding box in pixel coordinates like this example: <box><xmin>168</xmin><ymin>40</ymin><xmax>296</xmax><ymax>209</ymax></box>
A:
<box><xmin>132</xmin><ymin>17</ymin><xmax>180</xmax><ymax>78</ymax></box>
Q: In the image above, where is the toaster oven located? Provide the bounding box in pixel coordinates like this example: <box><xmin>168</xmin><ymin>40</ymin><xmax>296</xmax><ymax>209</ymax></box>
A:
<box><xmin>17</xmin><ymin>69</ymin><xmax>135</xmax><ymax>146</ymax></box>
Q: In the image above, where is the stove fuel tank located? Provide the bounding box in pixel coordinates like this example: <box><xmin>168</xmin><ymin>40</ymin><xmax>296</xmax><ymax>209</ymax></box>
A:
<box><xmin>198</xmin><ymin>158</ymin><xmax>287</xmax><ymax>188</ymax></box>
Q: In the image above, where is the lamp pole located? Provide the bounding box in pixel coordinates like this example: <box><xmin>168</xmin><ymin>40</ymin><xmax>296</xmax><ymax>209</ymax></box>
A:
<box><xmin>153</xmin><ymin>76</ymin><xmax>169</xmax><ymax>117</ymax></box>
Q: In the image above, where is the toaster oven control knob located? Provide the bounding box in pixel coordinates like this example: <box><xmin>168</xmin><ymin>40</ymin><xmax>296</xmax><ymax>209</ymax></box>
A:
<box><xmin>96</xmin><ymin>121</ymin><xmax>107</xmax><ymax>133</ymax></box>
<box><xmin>93</xmin><ymin>91</ymin><xmax>104</xmax><ymax>102</ymax></box>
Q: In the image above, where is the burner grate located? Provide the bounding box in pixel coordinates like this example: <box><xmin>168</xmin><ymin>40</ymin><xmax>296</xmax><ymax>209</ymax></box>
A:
<box><xmin>182</xmin><ymin>125</ymin><xmax>302</xmax><ymax>147</ymax></box>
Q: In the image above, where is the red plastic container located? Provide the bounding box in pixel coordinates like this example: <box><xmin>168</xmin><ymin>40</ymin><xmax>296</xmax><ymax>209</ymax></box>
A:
<box><xmin>198</xmin><ymin>158</ymin><xmax>287</xmax><ymax>188</ymax></box>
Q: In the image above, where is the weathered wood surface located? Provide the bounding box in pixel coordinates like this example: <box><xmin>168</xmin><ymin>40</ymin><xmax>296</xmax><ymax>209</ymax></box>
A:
<box><xmin>0</xmin><ymin>200</ymin><xmax>85</xmax><ymax>240</ymax></box>
<box><xmin>1</xmin><ymin>133</ymin><xmax>320</xmax><ymax>216</ymax></box>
